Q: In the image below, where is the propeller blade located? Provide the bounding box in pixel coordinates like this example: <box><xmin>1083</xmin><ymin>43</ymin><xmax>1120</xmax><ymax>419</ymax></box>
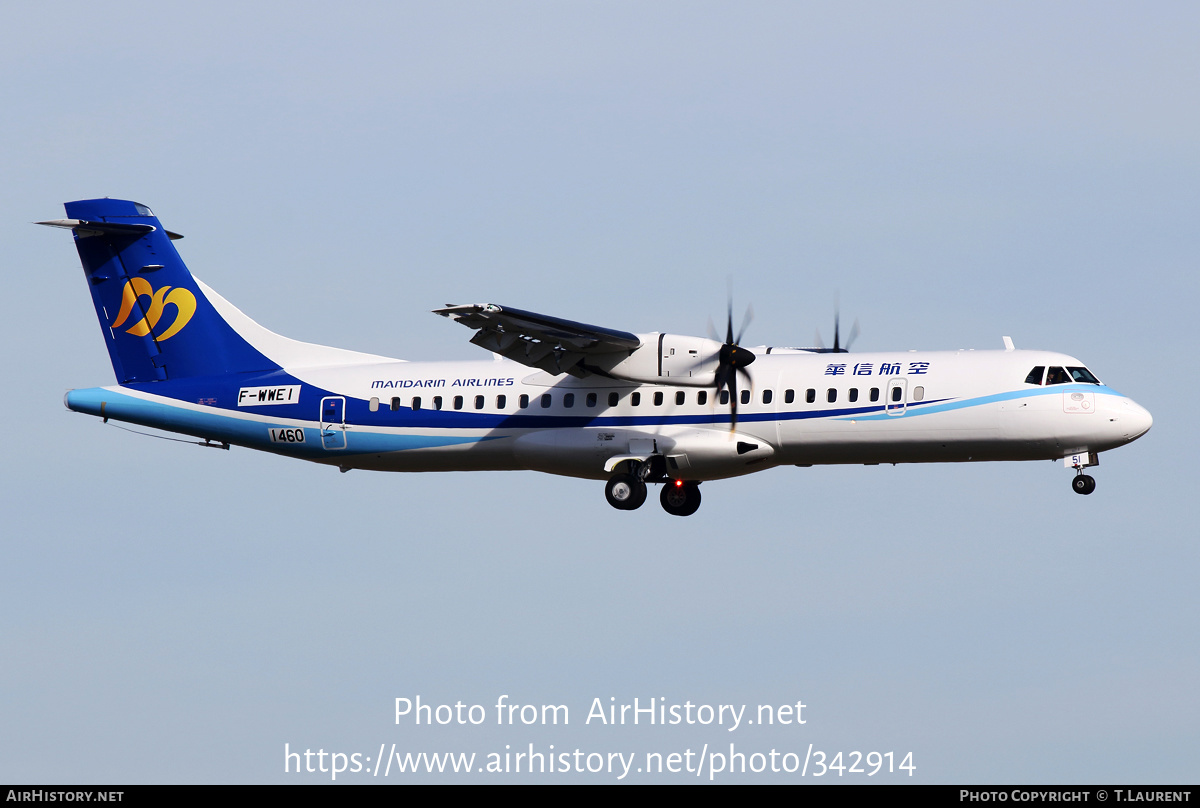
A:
<box><xmin>714</xmin><ymin>364</ymin><xmax>731</xmax><ymax>395</ymax></box>
<box><xmin>709</xmin><ymin>287</ymin><xmax>757</xmax><ymax>431</ymax></box>
<box><xmin>845</xmin><ymin>318</ymin><xmax>861</xmax><ymax>352</ymax></box>
<box><xmin>813</xmin><ymin>298</ymin><xmax>860</xmax><ymax>353</ymax></box>
<box><xmin>728</xmin><ymin>371</ymin><xmax>738</xmax><ymax>431</ymax></box>
<box><xmin>736</xmin><ymin>302</ymin><xmax>754</xmax><ymax>345</ymax></box>
<box><xmin>737</xmin><ymin>365</ymin><xmax>754</xmax><ymax>390</ymax></box>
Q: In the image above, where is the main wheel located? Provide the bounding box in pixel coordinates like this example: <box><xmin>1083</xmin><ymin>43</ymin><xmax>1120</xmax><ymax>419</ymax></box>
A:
<box><xmin>660</xmin><ymin>481</ymin><xmax>702</xmax><ymax>516</ymax></box>
<box><xmin>1071</xmin><ymin>474</ymin><xmax>1096</xmax><ymax>495</ymax></box>
<box><xmin>606</xmin><ymin>474</ymin><xmax>647</xmax><ymax>510</ymax></box>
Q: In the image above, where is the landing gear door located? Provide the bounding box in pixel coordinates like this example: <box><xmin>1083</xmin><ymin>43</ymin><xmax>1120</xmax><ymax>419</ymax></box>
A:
<box><xmin>320</xmin><ymin>396</ymin><xmax>347</xmax><ymax>450</ymax></box>
<box><xmin>886</xmin><ymin>378</ymin><xmax>907</xmax><ymax>416</ymax></box>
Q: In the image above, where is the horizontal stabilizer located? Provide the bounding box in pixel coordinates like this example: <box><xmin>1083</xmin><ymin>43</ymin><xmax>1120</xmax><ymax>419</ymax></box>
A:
<box><xmin>38</xmin><ymin>219</ymin><xmax>154</xmax><ymax>237</ymax></box>
<box><xmin>38</xmin><ymin>219</ymin><xmax>184</xmax><ymax>240</ymax></box>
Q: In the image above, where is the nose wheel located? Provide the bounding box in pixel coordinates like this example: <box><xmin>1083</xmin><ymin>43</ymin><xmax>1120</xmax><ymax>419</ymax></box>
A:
<box><xmin>1072</xmin><ymin>472</ymin><xmax>1096</xmax><ymax>495</ymax></box>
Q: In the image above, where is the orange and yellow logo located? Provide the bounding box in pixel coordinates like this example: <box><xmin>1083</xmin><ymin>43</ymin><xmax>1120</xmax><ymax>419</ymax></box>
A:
<box><xmin>110</xmin><ymin>278</ymin><xmax>197</xmax><ymax>341</ymax></box>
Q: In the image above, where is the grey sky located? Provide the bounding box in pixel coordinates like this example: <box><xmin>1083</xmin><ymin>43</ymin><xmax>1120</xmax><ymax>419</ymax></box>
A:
<box><xmin>2</xmin><ymin>1</ymin><xmax>1196</xmax><ymax>783</ymax></box>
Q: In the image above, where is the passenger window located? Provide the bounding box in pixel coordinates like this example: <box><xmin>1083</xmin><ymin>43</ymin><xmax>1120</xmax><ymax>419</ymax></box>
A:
<box><xmin>474</xmin><ymin>395</ymin><xmax>484</xmax><ymax>409</ymax></box>
<box><xmin>762</xmin><ymin>390</ymin><xmax>773</xmax><ymax>404</ymax></box>
<box><xmin>654</xmin><ymin>391</ymin><xmax>664</xmax><ymax>406</ymax></box>
<box><xmin>587</xmin><ymin>393</ymin><xmax>597</xmax><ymax>407</ymax></box>
<box><xmin>496</xmin><ymin>395</ymin><xmax>506</xmax><ymax>409</ymax></box>
<box><xmin>676</xmin><ymin>391</ymin><xmax>685</xmax><ymax>405</ymax></box>
<box><xmin>806</xmin><ymin>388</ymin><xmax>816</xmax><ymax>404</ymax></box>
<box><xmin>697</xmin><ymin>390</ymin><xmax>707</xmax><ymax>405</ymax></box>
<box><xmin>391</xmin><ymin>397</ymin><xmax>401</xmax><ymax>412</ymax></box>
<box><xmin>563</xmin><ymin>393</ymin><xmax>575</xmax><ymax>408</ymax></box>
<box><xmin>631</xmin><ymin>392</ymin><xmax>641</xmax><ymax>406</ymax></box>
<box><xmin>608</xmin><ymin>392</ymin><xmax>619</xmax><ymax>407</ymax></box>
<box><xmin>541</xmin><ymin>394</ymin><xmax>552</xmax><ymax>408</ymax></box>
<box><xmin>740</xmin><ymin>389</ymin><xmax>750</xmax><ymax>405</ymax></box>
<box><xmin>369</xmin><ymin>397</ymin><xmax>380</xmax><ymax>412</ymax></box>
<box><xmin>1046</xmin><ymin>367</ymin><xmax>1070</xmax><ymax>385</ymax></box>
<box><xmin>720</xmin><ymin>390</ymin><xmax>729</xmax><ymax>405</ymax></box>
<box><xmin>433</xmin><ymin>396</ymin><xmax>443</xmax><ymax>410</ymax></box>
<box><xmin>453</xmin><ymin>395</ymin><xmax>463</xmax><ymax>410</ymax></box>
<box><xmin>913</xmin><ymin>386</ymin><xmax>924</xmax><ymax>401</ymax></box>
<box><xmin>827</xmin><ymin>388</ymin><xmax>837</xmax><ymax>403</ymax></box>
<box><xmin>870</xmin><ymin>388</ymin><xmax>880</xmax><ymax>402</ymax></box>
<box><xmin>519</xmin><ymin>394</ymin><xmax>529</xmax><ymax>409</ymax></box>
<box><xmin>891</xmin><ymin>387</ymin><xmax>902</xmax><ymax>402</ymax></box>
<box><xmin>1025</xmin><ymin>366</ymin><xmax>1045</xmax><ymax>385</ymax></box>
<box><xmin>411</xmin><ymin>397</ymin><xmax>422</xmax><ymax>411</ymax></box>
<box><xmin>785</xmin><ymin>389</ymin><xmax>795</xmax><ymax>404</ymax></box>
<box><xmin>848</xmin><ymin>388</ymin><xmax>858</xmax><ymax>402</ymax></box>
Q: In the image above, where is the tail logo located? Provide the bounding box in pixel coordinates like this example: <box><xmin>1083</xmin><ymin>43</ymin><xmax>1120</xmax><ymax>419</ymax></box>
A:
<box><xmin>110</xmin><ymin>278</ymin><xmax>197</xmax><ymax>341</ymax></box>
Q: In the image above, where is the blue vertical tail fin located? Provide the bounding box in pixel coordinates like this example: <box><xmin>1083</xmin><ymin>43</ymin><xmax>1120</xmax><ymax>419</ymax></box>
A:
<box><xmin>44</xmin><ymin>199</ymin><xmax>279</xmax><ymax>383</ymax></box>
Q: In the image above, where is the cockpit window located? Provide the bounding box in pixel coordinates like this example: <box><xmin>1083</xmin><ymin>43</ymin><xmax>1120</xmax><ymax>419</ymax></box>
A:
<box><xmin>1045</xmin><ymin>367</ymin><xmax>1070</xmax><ymax>385</ymax></box>
<box><xmin>1024</xmin><ymin>366</ymin><xmax>1045</xmax><ymax>385</ymax></box>
<box><xmin>1067</xmin><ymin>367</ymin><xmax>1100</xmax><ymax>384</ymax></box>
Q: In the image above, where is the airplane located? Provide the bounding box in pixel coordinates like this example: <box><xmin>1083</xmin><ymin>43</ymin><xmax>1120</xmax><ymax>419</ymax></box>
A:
<box><xmin>41</xmin><ymin>198</ymin><xmax>1153</xmax><ymax>516</ymax></box>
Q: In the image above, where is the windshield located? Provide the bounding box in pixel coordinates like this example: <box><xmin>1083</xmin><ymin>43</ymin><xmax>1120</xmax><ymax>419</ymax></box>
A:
<box><xmin>1067</xmin><ymin>366</ymin><xmax>1101</xmax><ymax>384</ymax></box>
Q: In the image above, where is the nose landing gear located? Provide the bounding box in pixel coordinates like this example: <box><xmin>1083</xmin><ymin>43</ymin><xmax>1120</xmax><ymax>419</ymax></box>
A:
<box><xmin>1065</xmin><ymin>452</ymin><xmax>1099</xmax><ymax>496</ymax></box>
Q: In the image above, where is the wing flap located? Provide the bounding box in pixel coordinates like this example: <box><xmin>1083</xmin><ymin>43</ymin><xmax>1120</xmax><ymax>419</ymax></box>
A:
<box><xmin>434</xmin><ymin>303</ymin><xmax>641</xmax><ymax>376</ymax></box>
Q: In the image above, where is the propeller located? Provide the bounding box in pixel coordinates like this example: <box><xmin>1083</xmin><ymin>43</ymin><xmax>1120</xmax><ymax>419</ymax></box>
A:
<box><xmin>707</xmin><ymin>295</ymin><xmax>756</xmax><ymax>431</ymax></box>
<box><xmin>814</xmin><ymin>296</ymin><xmax>860</xmax><ymax>353</ymax></box>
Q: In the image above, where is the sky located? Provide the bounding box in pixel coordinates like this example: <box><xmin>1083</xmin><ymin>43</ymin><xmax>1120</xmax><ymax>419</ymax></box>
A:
<box><xmin>2</xmin><ymin>1</ymin><xmax>1197</xmax><ymax>784</ymax></box>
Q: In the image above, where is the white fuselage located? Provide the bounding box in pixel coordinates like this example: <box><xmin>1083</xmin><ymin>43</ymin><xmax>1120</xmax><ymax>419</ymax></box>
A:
<box><xmin>73</xmin><ymin>345</ymin><xmax>1148</xmax><ymax>483</ymax></box>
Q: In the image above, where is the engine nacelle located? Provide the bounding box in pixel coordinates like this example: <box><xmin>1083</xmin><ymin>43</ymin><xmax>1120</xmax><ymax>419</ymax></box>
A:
<box><xmin>597</xmin><ymin>333</ymin><xmax>721</xmax><ymax>387</ymax></box>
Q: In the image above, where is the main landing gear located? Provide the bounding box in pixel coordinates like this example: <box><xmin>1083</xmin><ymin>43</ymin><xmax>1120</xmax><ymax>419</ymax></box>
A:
<box><xmin>660</xmin><ymin>480</ymin><xmax>702</xmax><ymax>517</ymax></box>
<box><xmin>605</xmin><ymin>473</ymin><xmax>647</xmax><ymax>511</ymax></box>
<box><xmin>1072</xmin><ymin>472</ymin><xmax>1096</xmax><ymax>495</ymax></box>
<box><xmin>604</xmin><ymin>460</ymin><xmax>702</xmax><ymax>515</ymax></box>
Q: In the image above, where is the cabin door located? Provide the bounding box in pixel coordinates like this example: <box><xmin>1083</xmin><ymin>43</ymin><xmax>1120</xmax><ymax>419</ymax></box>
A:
<box><xmin>320</xmin><ymin>396</ymin><xmax>347</xmax><ymax>450</ymax></box>
<box><xmin>885</xmin><ymin>378</ymin><xmax>907</xmax><ymax>416</ymax></box>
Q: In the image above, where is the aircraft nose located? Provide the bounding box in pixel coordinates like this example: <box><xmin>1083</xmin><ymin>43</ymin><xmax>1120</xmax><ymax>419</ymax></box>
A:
<box><xmin>1119</xmin><ymin>398</ymin><xmax>1153</xmax><ymax>441</ymax></box>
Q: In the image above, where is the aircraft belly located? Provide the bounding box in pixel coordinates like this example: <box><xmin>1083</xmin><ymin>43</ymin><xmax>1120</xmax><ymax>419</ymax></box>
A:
<box><xmin>776</xmin><ymin>406</ymin><xmax>1007</xmax><ymax>465</ymax></box>
<box><xmin>343</xmin><ymin>435</ymin><xmax>524</xmax><ymax>472</ymax></box>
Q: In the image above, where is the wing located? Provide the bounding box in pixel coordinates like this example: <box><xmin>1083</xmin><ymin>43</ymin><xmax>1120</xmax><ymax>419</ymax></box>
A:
<box><xmin>433</xmin><ymin>303</ymin><xmax>641</xmax><ymax>376</ymax></box>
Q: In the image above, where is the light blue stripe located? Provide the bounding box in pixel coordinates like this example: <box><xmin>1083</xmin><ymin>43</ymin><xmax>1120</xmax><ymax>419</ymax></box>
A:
<box><xmin>66</xmin><ymin>387</ymin><xmax>487</xmax><ymax>456</ymax></box>
<box><xmin>839</xmin><ymin>384</ymin><xmax>1124</xmax><ymax>422</ymax></box>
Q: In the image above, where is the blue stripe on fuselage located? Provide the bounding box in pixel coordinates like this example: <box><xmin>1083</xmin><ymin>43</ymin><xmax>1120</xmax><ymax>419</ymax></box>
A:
<box><xmin>68</xmin><ymin>381</ymin><xmax>1125</xmax><ymax>451</ymax></box>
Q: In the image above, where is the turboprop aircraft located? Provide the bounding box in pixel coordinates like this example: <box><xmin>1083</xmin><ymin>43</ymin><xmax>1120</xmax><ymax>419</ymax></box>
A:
<box><xmin>42</xmin><ymin>199</ymin><xmax>1153</xmax><ymax>516</ymax></box>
